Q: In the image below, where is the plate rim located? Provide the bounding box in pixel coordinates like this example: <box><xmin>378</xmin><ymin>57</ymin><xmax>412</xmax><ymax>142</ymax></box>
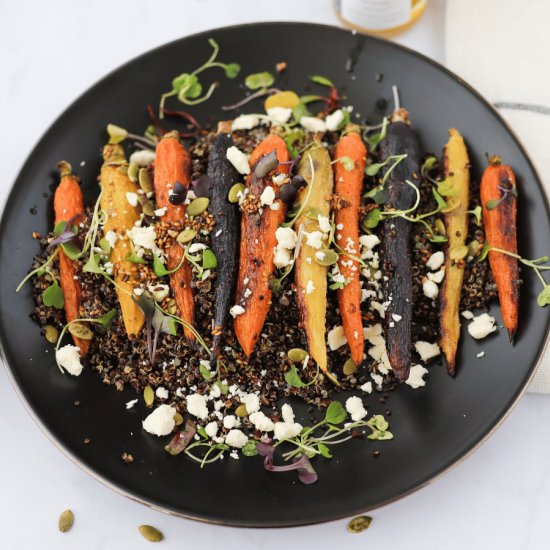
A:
<box><xmin>1</xmin><ymin>21</ymin><xmax>549</xmax><ymax>528</ymax></box>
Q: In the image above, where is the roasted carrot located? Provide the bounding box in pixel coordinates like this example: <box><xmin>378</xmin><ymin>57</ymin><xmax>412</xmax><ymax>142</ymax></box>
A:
<box><xmin>480</xmin><ymin>155</ymin><xmax>519</xmax><ymax>340</ymax></box>
<box><xmin>378</xmin><ymin>110</ymin><xmax>421</xmax><ymax>382</ymax></box>
<box><xmin>54</xmin><ymin>161</ymin><xmax>88</xmax><ymax>355</ymax></box>
<box><xmin>295</xmin><ymin>142</ymin><xmax>335</xmax><ymax>381</ymax></box>
<box><xmin>154</xmin><ymin>130</ymin><xmax>195</xmax><ymax>342</ymax></box>
<box><xmin>100</xmin><ymin>144</ymin><xmax>144</xmax><ymax>337</ymax></box>
<box><xmin>333</xmin><ymin>125</ymin><xmax>367</xmax><ymax>365</ymax></box>
<box><xmin>439</xmin><ymin>128</ymin><xmax>470</xmax><ymax>375</ymax></box>
<box><xmin>234</xmin><ymin>134</ymin><xmax>290</xmax><ymax>356</ymax></box>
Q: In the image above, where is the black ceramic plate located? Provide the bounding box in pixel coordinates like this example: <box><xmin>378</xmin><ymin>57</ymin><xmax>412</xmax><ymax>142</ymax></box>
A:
<box><xmin>1</xmin><ymin>22</ymin><xmax>549</xmax><ymax>527</ymax></box>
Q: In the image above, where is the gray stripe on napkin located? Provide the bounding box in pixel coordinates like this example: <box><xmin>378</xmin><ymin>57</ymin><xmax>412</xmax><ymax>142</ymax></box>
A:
<box><xmin>494</xmin><ymin>102</ymin><xmax>550</xmax><ymax>115</ymax></box>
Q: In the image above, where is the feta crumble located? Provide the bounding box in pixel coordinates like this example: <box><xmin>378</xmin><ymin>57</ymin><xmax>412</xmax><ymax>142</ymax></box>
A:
<box><xmin>231</xmin><ymin>114</ymin><xmax>260</xmax><ymax>131</ymax></box>
<box><xmin>426</xmin><ymin>251</ymin><xmax>445</xmax><ymax>270</ymax></box>
<box><xmin>461</xmin><ymin>310</ymin><xmax>474</xmax><ymax>319</ymax></box>
<box><xmin>327</xmin><ymin>325</ymin><xmax>347</xmax><ymax>350</ymax></box>
<box><xmin>325</xmin><ymin>109</ymin><xmax>344</xmax><ymax>131</ymax></box>
<box><xmin>56</xmin><ymin>345</ymin><xmax>83</xmax><ymax>376</ymax></box>
<box><xmin>305</xmin><ymin>230</ymin><xmax>324</xmax><ymax>249</ymax></box>
<box><xmin>281</xmin><ymin>403</ymin><xmax>295</xmax><ymax>423</ymax></box>
<box><xmin>300</xmin><ymin>116</ymin><xmax>327</xmax><ymax>133</ymax></box>
<box><xmin>155</xmin><ymin>387</ymin><xmax>169</xmax><ymax>400</ymax></box>
<box><xmin>260</xmin><ymin>185</ymin><xmax>276</xmax><ymax>207</ymax></box>
<box><xmin>223</xmin><ymin>415</ymin><xmax>239</xmax><ymax>429</ymax></box>
<box><xmin>273</xmin><ymin>247</ymin><xmax>292</xmax><ymax>268</ymax></box>
<box><xmin>129</xmin><ymin>149</ymin><xmax>156</xmax><ymax>167</ymax></box>
<box><xmin>186</xmin><ymin>393</ymin><xmax>209</xmax><ymax>420</ymax></box>
<box><xmin>230</xmin><ymin>305</ymin><xmax>245</xmax><ymax>318</ymax></box>
<box><xmin>414</xmin><ymin>341</ymin><xmax>441</xmax><ymax>362</ymax></box>
<box><xmin>427</xmin><ymin>270</ymin><xmax>445</xmax><ymax>284</ymax></box>
<box><xmin>360</xmin><ymin>381</ymin><xmax>373</xmax><ymax>394</ymax></box>
<box><xmin>104</xmin><ymin>230</ymin><xmax>118</xmax><ymax>248</ymax></box>
<box><xmin>345</xmin><ymin>396</ymin><xmax>367</xmax><ymax>421</ymax></box>
<box><xmin>267</xmin><ymin>107</ymin><xmax>292</xmax><ymax>124</ymax></box>
<box><xmin>241</xmin><ymin>393</ymin><xmax>260</xmax><ymax>414</ymax></box>
<box><xmin>317</xmin><ymin>215</ymin><xmax>331</xmax><ymax>233</ymax></box>
<box><xmin>204</xmin><ymin>421</ymin><xmax>218</xmax><ymax>438</ymax></box>
<box><xmin>467</xmin><ymin>313</ymin><xmax>497</xmax><ymax>339</ymax></box>
<box><xmin>306</xmin><ymin>280</ymin><xmax>315</xmax><ymax>294</ymax></box>
<box><xmin>225</xmin><ymin>429</ymin><xmax>248</xmax><ymax>448</ymax></box>
<box><xmin>273</xmin><ymin>422</ymin><xmax>303</xmax><ymax>441</ymax></box>
<box><xmin>422</xmin><ymin>279</ymin><xmax>439</xmax><ymax>299</ymax></box>
<box><xmin>477</xmin><ymin>351</ymin><xmax>485</xmax><ymax>358</ymax></box>
<box><xmin>226</xmin><ymin>146</ymin><xmax>250</xmax><ymax>175</ymax></box>
<box><xmin>405</xmin><ymin>364</ymin><xmax>428</xmax><ymax>389</ymax></box>
<box><xmin>249</xmin><ymin>411</ymin><xmax>275</xmax><ymax>432</ymax></box>
<box><xmin>127</xmin><ymin>226</ymin><xmax>159</xmax><ymax>253</ymax></box>
<box><xmin>275</xmin><ymin>226</ymin><xmax>298</xmax><ymax>250</ymax></box>
<box><xmin>126</xmin><ymin>399</ymin><xmax>138</xmax><ymax>409</ymax></box>
<box><xmin>142</xmin><ymin>404</ymin><xmax>176</xmax><ymax>436</ymax></box>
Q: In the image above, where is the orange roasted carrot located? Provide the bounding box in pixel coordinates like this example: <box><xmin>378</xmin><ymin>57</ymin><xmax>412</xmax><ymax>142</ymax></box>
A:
<box><xmin>53</xmin><ymin>161</ymin><xmax>89</xmax><ymax>355</ymax></box>
<box><xmin>154</xmin><ymin>131</ymin><xmax>195</xmax><ymax>342</ymax></box>
<box><xmin>480</xmin><ymin>155</ymin><xmax>519</xmax><ymax>340</ymax></box>
<box><xmin>234</xmin><ymin>134</ymin><xmax>290</xmax><ymax>356</ymax></box>
<box><xmin>333</xmin><ymin>126</ymin><xmax>367</xmax><ymax>365</ymax></box>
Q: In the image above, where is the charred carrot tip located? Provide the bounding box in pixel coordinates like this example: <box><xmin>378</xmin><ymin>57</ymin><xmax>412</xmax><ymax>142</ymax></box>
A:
<box><xmin>57</xmin><ymin>160</ymin><xmax>72</xmax><ymax>177</ymax></box>
<box><xmin>487</xmin><ymin>154</ymin><xmax>502</xmax><ymax>166</ymax></box>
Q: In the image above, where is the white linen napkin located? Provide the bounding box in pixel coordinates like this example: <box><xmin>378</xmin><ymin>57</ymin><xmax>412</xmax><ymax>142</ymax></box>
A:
<box><xmin>445</xmin><ymin>0</ymin><xmax>550</xmax><ymax>393</ymax></box>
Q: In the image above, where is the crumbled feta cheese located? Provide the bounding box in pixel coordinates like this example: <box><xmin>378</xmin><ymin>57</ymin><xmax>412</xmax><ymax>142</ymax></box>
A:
<box><xmin>223</xmin><ymin>415</ymin><xmax>238</xmax><ymax>429</ymax></box>
<box><xmin>260</xmin><ymin>185</ymin><xmax>276</xmax><ymax>207</ymax></box>
<box><xmin>148</xmin><ymin>283</ymin><xmax>169</xmax><ymax>302</ymax></box>
<box><xmin>56</xmin><ymin>345</ymin><xmax>83</xmax><ymax>376</ymax></box>
<box><xmin>414</xmin><ymin>341</ymin><xmax>441</xmax><ymax>362</ymax></box>
<box><xmin>244</xmin><ymin>288</ymin><xmax>252</xmax><ymax>298</ymax></box>
<box><xmin>273</xmin><ymin>422</ymin><xmax>303</xmax><ymax>441</ymax></box>
<box><xmin>315</xmin><ymin>251</ymin><xmax>326</xmax><ymax>262</ymax></box>
<box><xmin>226</xmin><ymin>146</ymin><xmax>250</xmax><ymax>174</ymax></box>
<box><xmin>327</xmin><ymin>325</ymin><xmax>347</xmax><ymax>350</ymax></box>
<box><xmin>359</xmin><ymin>234</ymin><xmax>381</xmax><ymax>250</ymax></box>
<box><xmin>345</xmin><ymin>396</ymin><xmax>367</xmax><ymax>421</ymax></box>
<box><xmin>230</xmin><ymin>305</ymin><xmax>245</xmax><ymax>318</ymax></box>
<box><xmin>134</xmin><ymin>287</ymin><xmax>144</xmax><ymax>296</ymax></box>
<box><xmin>371</xmin><ymin>373</ymin><xmax>384</xmax><ymax>387</ymax></box>
<box><xmin>267</xmin><ymin>107</ymin><xmax>292</xmax><ymax>124</ymax></box>
<box><xmin>325</xmin><ymin>109</ymin><xmax>345</xmax><ymax>131</ymax></box>
<box><xmin>125</xmin><ymin>192</ymin><xmax>138</xmax><ymax>207</ymax></box>
<box><xmin>427</xmin><ymin>270</ymin><xmax>445</xmax><ymax>284</ymax></box>
<box><xmin>241</xmin><ymin>393</ymin><xmax>260</xmax><ymax>414</ymax></box>
<box><xmin>305</xmin><ymin>231</ymin><xmax>324</xmax><ymax>249</ymax></box>
<box><xmin>155</xmin><ymin>387</ymin><xmax>169</xmax><ymax>400</ymax></box>
<box><xmin>142</xmin><ymin>404</ymin><xmax>176</xmax><ymax>436</ymax></box>
<box><xmin>188</xmin><ymin>242</ymin><xmax>207</xmax><ymax>254</ymax></box>
<box><xmin>225</xmin><ymin>429</ymin><xmax>248</xmax><ymax>448</ymax></box>
<box><xmin>154</xmin><ymin>206</ymin><xmax>167</xmax><ymax>217</ymax></box>
<box><xmin>104</xmin><ymin>230</ymin><xmax>118</xmax><ymax>248</ymax></box>
<box><xmin>477</xmin><ymin>351</ymin><xmax>485</xmax><ymax>358</ymax></box>
<box><xmin>127</xmin><ymin>226</ymin><xmax>159</xmax><ymax>253</ymax></box>
<box><xmin>274</xmin><ymin>247</ymin><xmax>292</xmax><ymax>268</ymax></box>
<box><xmin>231</xmin><ymin>114</ymin><xmax>260</xmax><ymax>131</ymax></box>
<box><xmin>249</xmin><ymin>411</ymin><xmax>275</xmax><ymax>432</ymax></box>
<box><xmin>306</xmin><ymin>280</ymin><xmax>315</xmax><ymax>294</ymax></box>
<box><xmin>423</xmin><ymin>279</ymin><xmax>439</xmax><ymax>299</ymax></box>
<box><xmin>318</xmin><ymin>215</ymin><xmax>331</xmax><ymax>233</ymax></box>
<box><xmin>360</xmin><ymin>382</ymin><xmax>373</xmax><ymax>394</ymax></box>
<box><xmin>126</xmin><ymin>399</ymin><xmax>138</xmax><ymax>409</ymax></box>
<box><xmin>230</xmin><ymin>450</ymin><xmax>240</xmax><ymax>460</ymax></box>
<box><xmin>461</xmin><ymin>310</ymin><xmax>474</xmax><ymax>319</ymax></box>
<box><xmin>467</xmin><ymin>313</ymin><xmax>497</xmax><ymax>339</ymax></box>
<box><xmin>281</xmin><ymin>403</ymin><xmax>295</xmax><ymax>423</ymax></box>
<box><xmin>300</xmin><ymin>116</ymin><xmax>327</xmax><ymax>133</ymax></box>
<box><xmin>204</xmin><ymin>421</ymin><xmax>218</xmax><ymax>438</ymax></box>
<box><xmin>275</xmin><ymin>227</ymin><xmax>298</xmax><ymax>250</ymax></box>
<box><xmin>186</xmin><ymin>393</ymin><xmax>209</xmax><ymax>420</ymax></box>
<box><xmin>129</xmin><ymin>149</ymin><xmax>156</xmax><ymax>167</ymax></box>
<box><xmin>392</xmin><ymin>313</ymin><xmax>402</xmax><ymax>322</ymax></box>
<box><xmin>405</xmin><ymin>364</ymin><xmax>428</xmax><ymax>389</ymax></box>
<box><xmin>426</xmin><ymin>251</ymin><xmax>445</xmax><ymax>270</ymax></box>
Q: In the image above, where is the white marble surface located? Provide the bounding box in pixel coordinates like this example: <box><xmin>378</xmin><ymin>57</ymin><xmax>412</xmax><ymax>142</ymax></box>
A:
<box><xmin>1</xmin><ymin>1</ymin><xmax>549</xmax><ymax>548</ymax></box>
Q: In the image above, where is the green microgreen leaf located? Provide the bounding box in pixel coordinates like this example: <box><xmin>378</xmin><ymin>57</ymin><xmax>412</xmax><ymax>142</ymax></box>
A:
<box><xmin>537</xmin><ymin>286</ymin><xmax>550</xmax><ymax>307</ymax></box>
<box><xmin>436</xmin><ymin>178</ymin><xmax>458</xmax><ymax>197</ymax></box>
<box><xmin>421</xmin><ymin>156</ymin><xmax>438</xmax><ymax>177</ymax></box>
<box><xmin>96</xmin><ymin>308</ymin><xmax>117</xmax><ymax>329</ymax></box>
<box><xmin>470</xmin><ymin>205</ymin><xmax>482</xmax><ymax>225</ymax></box>
<box><xmin>106</xmin><ymin>123</ymin><xmax>128</xmax><ymax>144</ymax></box>
<box><xmin>215</xmin><ymin>380</ymin><xmax>229</xmax><ymax>395</ymax></box>
<box><xmin>335</xmin><ymin>156</ymin><xmax>355</xmax><ymax>171</ymax></box>
<box><xmin>83</xmin><ymin>253</ymin><xmax>104</xmax><ymax>274</ymax></box>
<box><xmin>199</xmin><ymin>364</ymin><xmax>213</xmax><ymax>381</ymax></box>
<box><xmin>291</xmin><ymin>101</ymin><xmax>311</xmax><ymax>123</ymax></box>
<box><xmin>479</xmin><ymin>243</ymin><xmax>491</xmax><ymax>262</ymax></box>
<box><xmin>245</xmin><ymin>71</ymin><xmax>274</xmax><ymax>90</ymax></box>
<box><xmin>224</xmin><ymin>63</ymin><xmax>241</xmax><ymax>78</ymax></box>
<box><xmin>486</xmin><ymin>199</ymin><xmax>502</xmax><ymax>210</ymax></box>
<box><xmin>153</xmin><ymin>253</ymin><xmax>169</xmax><ymax>276</ymax></box>
<box><xmin>432</xmin><ymin>187</ymin><xmax>448</xmax><ymax>210</ymax></box>
<box><xmin>325</xmin><ymin>401</ymin><xmax>347</xmax><ymax>425</ymax></box>
<box><xmin>362</xmin><ymin>208</ymin><xmax>382</xmax><ymax>229</ymax></box>
<box><xmin>98</xmin><ymin>237</ymin><xmax>111</xmax><ymax>254</ymax></box>
<box><xmin>202</xmin><ymin>249</ymin><xmax>218</xmax><ymax>270</ymax></box>
<box><xmin>309</xmin><ymin>75</ymin><xmax>334</xmax><ymax>87</ymax></box>
<box><xmin>367</xmin><ymin>430</ymin><xmax>394</xmax><ymax>441</ymax></box>
<box><xmin>299</xmin><ymin>94</ymin><xmax>325</xmax><ymax>104</ymax></box>
<box><xmin>42</xmin><ymin>281</ymin><xmax>64</xmax><ymax>309</ymax></box>
<box><xmin>284</xmin><ymin>129</ymin><xmax>304</xmax><ymax>159</ymax></box>
<box><xmin>61</xmin><ymin>241</ymin><xmax>81</xmax><ymax>260</ymax></box>
<box><xmin>242</xmin><ymin>440</ymin><xmax>259</xmax><ymax>457</ymax></box>
<box><xmin>284</xmin><ymin>365</ymin><xmax>307</xmax><ymax>388</ymax></box>
<box><xmin>197</xmin><ymin>426</ymin><xmax>209</xmax><ymax>439</ymax></box>
<box><xmin>316</xmin><ymin>442</ymin><xmax>333</xmax><ymax>458</ymax></box>
<box><xmin>125</xmin><ymin>251</ymin><xmax>147</xmax><ymax>264</ymax></box>
<box><xmin>364</xmin><ymin>117</ymin><xmax>388</xmax><ymax>151</ymax></box>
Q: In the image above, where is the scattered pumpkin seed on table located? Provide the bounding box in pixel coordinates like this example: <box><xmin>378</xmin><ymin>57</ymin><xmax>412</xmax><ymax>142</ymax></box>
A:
<box><xmin>68</xmin><ymin>322</ymin><xmax>93</xmax><ymax>340</ymax></box>
<box><xmin>128</xmin><ymin>162</ymin><xmax>139</xmax><ymax>183</ymax></box>
<box><xmin>288</xmin><ymin>348</ymin><xmax>308</xmax><ymax>363</ymax></box>
<box><xmin>228</xmin><ymin>183</ymin><xmax>245</xmax><ymax>203</ymax></box>
<box><xmin>138</xmin><ymin>524</ymin><xmax>164</xmax><ymax>543</ymax></box>
<box><xmin>235</xmin><ymin>403</ymin><xmax>248</xmax><ymax>417</ymax></box>
<box><xmin>139</xmin><ymin>168</ymin><xmax>153</xmax><ymax>193</ymax></box>
<box><xmin>343</xmin><ymin>357</ymin><xmax>357</xmax><ymax>375</ymax></box>
<box><xmin>187</xmin><ymin>197</ymin><xmax>209</xmax><ymax>217</ymax></box>
<box><xmin>58</xmin><ymin>509</ymin><xmax>74</xmax><ymax>533</ymax></box>
<box><xmin>44</xmin><ymin>325</ymin><xmax>59</xmax><ymax>343</ymax></box>
<box><xmin>347</xmin><ymin>515</ymin><xmax>372</xmax><ymax>533</ymax></box>
<box><xmin>177</xmin><ymin>229</ymin><xmax>197</xmax><ymax>244</ymax></box>
<box><xmin>143</xmin><ymin>385</ymin><xmax>154</xmax><ymax>407</ymax></box>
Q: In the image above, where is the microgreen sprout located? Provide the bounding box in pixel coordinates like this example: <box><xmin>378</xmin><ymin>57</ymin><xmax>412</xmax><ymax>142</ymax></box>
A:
<box><xmin>309</xmin><ymin>75</ymin><xmax>334</xmax><ymax>88</ymax></box>
<box><xmin>184</xmin><ymin>246</ymin><xmax>218</xmax><ymax>281</ymax></box>
<box><xmin>106</xmin><ymin>124</ymin><xmax>157</xmax><ymax>148</ymax></box>
<box><xmin>244</xmin><ymin>71</ymin><xmax>274</xmax><ymax>90</ymax></box>
<box><xmin>363</xmin><ymin>116</ymin><xmax>388</xmax><ymax>151</ymax></box>
<box><xmin>160</xmin><ymin>38</ymin><xmax>240</xmax><ymax>116</ymax></box>
<box><xmin>485</xmin><ymin>184</ymin><xmax>518</xmax><ymax>210</ymax></box>
<box><xmin>284</xmin><ymin>353</ymin><xmax>320</xmax><ymax>388</ymax></box>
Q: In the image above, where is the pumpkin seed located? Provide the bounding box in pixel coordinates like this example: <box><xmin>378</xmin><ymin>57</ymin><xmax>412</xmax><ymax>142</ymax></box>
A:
<box><xmin>165</xmin><ymin>298</ymin><xmax>177</xmax><ymax>315</ymax></box>
<box><xmin>235</xmin><ymin>404</ymin><xmax>248</xmax><ymax>417</ymax></box>
<box><xmin>68</xmin><ymin>322</ymin><xmax>93</xmax><ymax>340</ymax></box>
<box><xmin>139</xmin><ymin>168</ymin><xmax>153</xmax><ymax>193</ymax></box>
<box><xmin>434</xmin><ymin>218</ymin><xmax>446</xmax><ymax>236</ymax></box>
<box><xmin>138</xmin><ymin>525</ymin><xmax>163</xmax><ymax>543</ymax></box>
<box><xmin>58</xmin><ymin>509</ymin><xmax>74</xmax><ymax>533</ymax></box>
<box><xmin>347</xmin><ymin>515</ymin><xmax>372</xmax><ymax>533</ymax></box>
<box><xmin>142</xmin><ymin>201</ymin><xmax>156</xmax><ymax>217</ymax></box>
<box><xmin>315</xmin><ymin>249</ymin><xmax>339</xmax><ymax>266</ymax></box>
<box><xmin>343</xmin><ymin>357</ymin><xmax>357</xmax><ymax>375</ymax></box>
<box><xmin>288</xmin><ymin>348</ymin><xmax>308</xmax><ymax>363</ymax></box>
<box><xmin>174</xmin><ymin>412</ymin><xmax>184</xmax><ymax>426</ymax></box>
<box><xmin>264</xmin><ymin>90</ymin><xmax>300</xmax><ymax>110</ymax></box>
<box><xmin>118</xmin><ymin>165</ymin><xmax>128</xmax><ymax>175</ymax></box>
<box><xmin>143</xmin><ymin>385</ymin><xmax>154</xmax><ymax>407</ymax></box>
<box><xmin>450</xmin><ymin>244</ymin><xmax>468</xmax><ymax>261</ymax></box>
<box><xmin>467</xmin><ymin>239</ymin><xmax>480</xmax><ymax>257</ymax></box>
<box><xmin>187</xmin><ymin>197</ymin><xmax>210</xmax><ymax>217</ymax></box>
<box><xmin>176</xmin><ymin>229</ymin><xmax>197</xmax><ymax>244</ymax></box>
<box><xmin>44</xmin><ymin>325</ymin><xmax>59</xmax><ymax>344</ymax></box>
<box><xmin>228</xmin><ymin>183</ymin><xmax>245</xmax><ymax>203</ymax></box>
<box><xmin>128</xmin><ymin>162</ymin><xmax>140</xmax><ymax>183</ymax></box>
